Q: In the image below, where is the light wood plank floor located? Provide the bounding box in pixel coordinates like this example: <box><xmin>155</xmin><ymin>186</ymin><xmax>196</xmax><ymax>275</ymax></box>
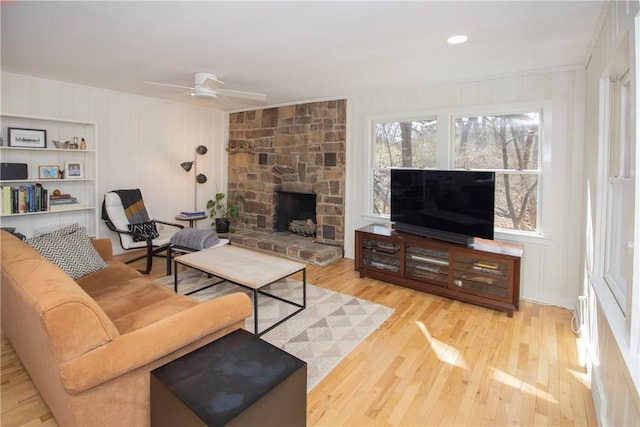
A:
<box><xmin>2</xmin><ymin>253</ymin><xmax>597</xmax><ymax>426</ymax></box>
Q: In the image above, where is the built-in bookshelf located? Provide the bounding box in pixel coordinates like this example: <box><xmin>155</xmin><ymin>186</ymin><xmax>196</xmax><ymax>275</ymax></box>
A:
<box><xmin>0</xmin><ymin>113</ymin><xmax>98</xmax><ymax>237</ymax></box>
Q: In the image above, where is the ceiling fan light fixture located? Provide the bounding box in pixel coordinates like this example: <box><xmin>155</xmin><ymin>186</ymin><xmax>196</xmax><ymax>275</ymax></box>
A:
<box><xmin>193</xmin><ymin>86</ymin><xmax>218</xmax><ymax>99</ymax></box>
<box><xmin>447</xmin><ymin>35</ymin><xmax>468</xmax><ymax>45</ymax></box>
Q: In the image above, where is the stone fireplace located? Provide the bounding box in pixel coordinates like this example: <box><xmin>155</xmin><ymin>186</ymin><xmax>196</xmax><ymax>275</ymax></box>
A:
<box><xmin>227</xmin><ymin>100</ymin><xmax>346</xmax><ymax>252</ymax></box>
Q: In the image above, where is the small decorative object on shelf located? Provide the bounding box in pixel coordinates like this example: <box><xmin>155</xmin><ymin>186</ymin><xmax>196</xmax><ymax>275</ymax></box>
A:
<box><xmin>8</xmin><ymin>128</ymin><xmax>47</xmax><ymax>148</ymax></box>
<box><xmin>52</xmin><ymin>140</ymin><xmax>70</xmax><ymax>149</ymax></box>
<box><xmin>64</xmin><ymin>161</ymin><xmax>83</xmax><ymax>179</ymax></box>
<box><xmin>38</xmin><ymin>166</ymin><xmax>59</xmax><ymax>180</ymax></box>
<box><xmin>69</xmin><ymin>137</ymin><xmax>79</xmax><ymax>149</ymax></box>
<box><xmin>80</xmin><ymin>138</ymin><xmax>87</xmax><ymax>150</ymax></box>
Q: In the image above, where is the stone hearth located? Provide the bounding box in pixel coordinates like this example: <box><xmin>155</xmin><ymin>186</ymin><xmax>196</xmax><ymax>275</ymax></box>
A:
<box><xmin>229</xmin><ymin>230</ymin><xmax>343</xmax><ymax>266</ymax></box>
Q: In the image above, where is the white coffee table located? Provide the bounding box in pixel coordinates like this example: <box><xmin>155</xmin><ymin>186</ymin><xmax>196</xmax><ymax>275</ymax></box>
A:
<box><xmin>173</xmin><ymin>245</ymin><xmax>306</xmax><ymax>336</ymax></box>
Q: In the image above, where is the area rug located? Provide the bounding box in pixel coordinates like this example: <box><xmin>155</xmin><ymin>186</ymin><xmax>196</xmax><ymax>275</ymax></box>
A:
<box><xmin>155</xmin><ymin>270</ymin><xmax>393</xmax><ymax>391</ymax></box>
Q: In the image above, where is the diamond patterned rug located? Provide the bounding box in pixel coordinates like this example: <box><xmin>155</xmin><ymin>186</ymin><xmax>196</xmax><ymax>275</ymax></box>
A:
<box><xmin>155</xmin><ymin>270</ymin><xmax>393</xmax><ymax>391</ymax></box>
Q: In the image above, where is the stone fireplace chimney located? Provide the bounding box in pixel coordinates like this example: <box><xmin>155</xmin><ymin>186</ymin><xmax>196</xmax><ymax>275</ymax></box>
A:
<box><xmin>228</xmin><ymin>100</ymin><xmax>345</xmax><ymax>248</ymax></box>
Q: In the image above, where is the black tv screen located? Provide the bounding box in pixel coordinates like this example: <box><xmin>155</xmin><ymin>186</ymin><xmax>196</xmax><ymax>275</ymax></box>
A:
<box><xmin>390</xmin><ymin>169</ymin><xmax>495</xmax><ymax>243</ymax></box>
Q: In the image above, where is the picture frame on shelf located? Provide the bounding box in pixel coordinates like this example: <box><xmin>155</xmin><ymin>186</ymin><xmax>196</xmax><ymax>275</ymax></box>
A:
<box><xmin>8</xmin><ymin>128</ymin><xmax>47</xmax><ymax>148</ymax></box>
<box><xmin>65</xmin><ymin>161</ymin><xmax>83</xmax><ymax>179</ymax></box>
<box><xmin>38</xmin><ymin>165</ymin><xmax>59</xmax><ymax>179</ymax></box>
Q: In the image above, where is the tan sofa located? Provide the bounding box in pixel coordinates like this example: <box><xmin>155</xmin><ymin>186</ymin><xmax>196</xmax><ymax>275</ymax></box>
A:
<box><xmin>0</xmin><ymin>230</ymin><xmax>252</xmax><ymax>426</ymax></box>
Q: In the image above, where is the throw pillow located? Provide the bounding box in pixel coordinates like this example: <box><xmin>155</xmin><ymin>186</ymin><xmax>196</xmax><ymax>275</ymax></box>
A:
<box><xmin>127</xmin><ymin>221</ymin><xmax>159</xmax><ymax>242</ymax></box>
<box><xmin>26</xmin><ymin>223</ymin><xmax>108</xmax><ymax>280</ymax></box>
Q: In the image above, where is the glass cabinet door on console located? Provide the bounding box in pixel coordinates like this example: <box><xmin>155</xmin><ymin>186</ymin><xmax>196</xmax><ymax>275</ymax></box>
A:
<box><xmin>451</xmin><ymin>252</ymin><xmax>512</xmax><ymax>302</ymax></box>
<box><xmin>405</xmin><ymin>245</ymin><xmax>448</xmax><ymax>286</ymax></box>
<box><xmin>361</xmin><ymin>237</ymin><xmax>401</xmax><ymax>274</ymax></box>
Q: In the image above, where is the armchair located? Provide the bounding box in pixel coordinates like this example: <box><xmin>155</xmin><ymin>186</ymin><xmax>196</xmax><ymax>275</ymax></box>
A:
<box><xmin>102</xmin><ymin>189</ymin><xmax>183</xmax><ymax>275</ymax></box>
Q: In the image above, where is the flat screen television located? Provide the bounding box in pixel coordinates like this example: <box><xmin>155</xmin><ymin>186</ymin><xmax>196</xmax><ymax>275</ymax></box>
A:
<box><xmin>390</xmin><ymin>169</ymin><xmax>495</xmax><ymax>245</ymax></box>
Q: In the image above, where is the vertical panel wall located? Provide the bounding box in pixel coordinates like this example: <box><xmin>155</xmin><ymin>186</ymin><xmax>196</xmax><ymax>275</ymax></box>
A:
<box><xmin>346</xmin><ymin>69</ymin><xmax>586</xmax><ymax>309</ymax></box>
<box><xmin>1</xmin><ymin>72</ymin><xmax>227</xmax><ymax>250</ymax></box>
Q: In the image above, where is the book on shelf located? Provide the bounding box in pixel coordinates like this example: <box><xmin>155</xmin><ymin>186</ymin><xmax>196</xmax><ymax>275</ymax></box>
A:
<box><xmin>49</xmin><ymin>193</ymin><xmax>73</xmax><ymax>200</ymax></box>
<box><xmin>0</xmin><ymin>184</ymin><xmax>49</xmax><ymax>214</ymax></box>
<box><xmin>49</xmin><ymin>197</ymin><xmax>78</xmax><ymax>205</ymax></box>
<box><xmin>49</xmin><ymin>203</ymin><xmax>81</xmax><ymax>212</ymax></box>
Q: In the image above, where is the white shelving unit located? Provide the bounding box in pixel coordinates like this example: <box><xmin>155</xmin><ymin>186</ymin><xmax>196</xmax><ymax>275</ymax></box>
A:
<box><xmin>0</xmin><ymin>113</ymin><xmax>98</xmax><ymax>237</ymax></box>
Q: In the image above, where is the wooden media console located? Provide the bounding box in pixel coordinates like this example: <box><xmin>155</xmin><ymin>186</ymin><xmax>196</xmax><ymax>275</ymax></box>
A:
<box><xmin>355</xmin><ymin>224</ymin><xmax>524</xmax><ymax>317</ymax></box>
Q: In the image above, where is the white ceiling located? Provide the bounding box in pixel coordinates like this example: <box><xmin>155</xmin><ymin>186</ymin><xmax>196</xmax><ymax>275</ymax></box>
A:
<box><xmin>1</xmin><ymin>1</ymin><xmax>604</xmax><ymax>111</ymax></box>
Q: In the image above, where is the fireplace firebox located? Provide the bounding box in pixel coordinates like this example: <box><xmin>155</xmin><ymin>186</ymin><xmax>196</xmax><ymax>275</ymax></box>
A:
<box><xmin>276</xmin><ymin>191</ymin><xmax>316</xmax><ymax>236</ymax></box>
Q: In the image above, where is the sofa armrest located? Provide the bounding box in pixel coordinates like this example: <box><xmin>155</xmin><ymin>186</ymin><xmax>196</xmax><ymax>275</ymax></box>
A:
<box><xmin>91</xmin><ymin>238</ymin><xmax>113</xmax><ymax>261</ymax></box>
<box><xmin>59</xmin><ymin>292</ymin><xmax>252</xmax><ymax>393</ymax></box>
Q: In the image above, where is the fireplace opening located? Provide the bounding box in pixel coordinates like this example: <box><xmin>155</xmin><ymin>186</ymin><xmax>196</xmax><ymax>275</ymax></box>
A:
<box><xmin>276</xmin><ymin>191</ymin><xmax>316</xmax><ymax>236</ymax></box>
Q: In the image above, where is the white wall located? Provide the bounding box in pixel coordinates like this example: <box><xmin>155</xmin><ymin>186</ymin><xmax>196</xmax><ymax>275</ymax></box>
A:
<box><xmin>1</xmin><ymin>72</ymin><xmax>228</xmax><ymax>251</ymax></box>
<box><xmin>582</xmin><ymin>1</ymin><xmax>640</xmax><ymax>425</ymax></box>
<box><xmin>345</xmin><ymin>69</ymin><xmax>586</xmax><ymax>309</ymax></box>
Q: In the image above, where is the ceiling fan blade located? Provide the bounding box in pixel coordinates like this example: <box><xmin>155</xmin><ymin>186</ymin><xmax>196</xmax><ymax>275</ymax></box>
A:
<box><xmin>216</xmin><ymin>89</ymin><xmax>266</xmax><ymax>102</ymax></box>
<box><xmin>201</xmin><ymin>76</ymin><xmax>224</xmax><ymax>90</ymax></box>
<box><xmin>143</xmin><ymin>81</ymin><xmax>193</xmax><ymax>90</ymax></box>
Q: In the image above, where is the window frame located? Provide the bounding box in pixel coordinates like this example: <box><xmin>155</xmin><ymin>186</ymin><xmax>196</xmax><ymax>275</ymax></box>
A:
<box><xmin>592</xmin><ymin>70</ymin><xmax>639</xmax><ymax>360</ymax></box>
<box><xmin>365</xmin><ymin>101</ymin><xmax>552</xmax><ymax>243</ymax></box>
<box><xmin>450</xmin><ymin>110</ymin><xmax>543</xmax><ymax>235</ymax></box>
<box><xmin>367</xmin><ymin>110</ymin><xmax>439</xmax><ymax>218</ymax></box>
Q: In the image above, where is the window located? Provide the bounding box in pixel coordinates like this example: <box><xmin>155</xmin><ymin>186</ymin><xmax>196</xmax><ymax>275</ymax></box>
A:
<box><xmin>603</xmin><ymin>71</ymin><xmax>634</xmax><ymax>314</ymax></box>
<box><xmin>369</xmin><ymin>109</ymin><xmax>543</xmax><ymax>236</ymax></box>
<box><xmin>372</xmin><ymin>118</ymin><xmax>437</xmax><ymax>215</ymax></box>
<box><xmin>453</xmin><ymin>113</ymin><xmax>541</xmax><ymax>233</ymax></box>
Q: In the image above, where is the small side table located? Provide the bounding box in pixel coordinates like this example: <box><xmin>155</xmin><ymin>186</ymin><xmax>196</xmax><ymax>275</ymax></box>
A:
<box><xmin>150</xmin><ymin>329</ymin><xmax>307</xmax><ymax>427</ymax></box>
<box><xmin>174</xmin><ymin>214</ymin><xmax>207</xmax><ymax>228</ymax></box>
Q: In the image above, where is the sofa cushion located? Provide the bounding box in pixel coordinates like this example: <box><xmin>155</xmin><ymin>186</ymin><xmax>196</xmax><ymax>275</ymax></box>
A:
<box><xmin>26</xmin><ymin>223</ymin><xmax>108</xmax><ymax>280</ymax></box>
<box><xmin>75</xmin><ymin>260</ymin><xmax>141</xmax><ymax>294</ymax></box>
<box><xmin>83</xmin><ymin>276</ymin><xmax>199</xmax><ymax>334</ymax></box>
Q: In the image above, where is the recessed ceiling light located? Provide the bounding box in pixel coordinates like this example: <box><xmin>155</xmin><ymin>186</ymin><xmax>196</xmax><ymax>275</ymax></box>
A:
<box><xmin>447</xmin><ymin>35</ymin><xmax>468</xmax><ymax>45</ymax></box>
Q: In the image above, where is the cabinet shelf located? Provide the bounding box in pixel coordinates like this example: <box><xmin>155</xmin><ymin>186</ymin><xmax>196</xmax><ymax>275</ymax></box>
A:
<box><xmin>0</xmin><ymin>179</ymin><xmax>95</xmax><ymax>184</ymax></box>
<box><xmin>355</xmin><ymin>224</ymin><xmax>523</xmax><ymax>317</ymax></box>
<box><xmin>0</xmin><ymin>205</ymin><xmax>96</xmax><ymax>217</ymax></box>
<box><xmin>0</xmin><ymin>146</ymin><xmax>95</xmax><ymax>154</ymax></box>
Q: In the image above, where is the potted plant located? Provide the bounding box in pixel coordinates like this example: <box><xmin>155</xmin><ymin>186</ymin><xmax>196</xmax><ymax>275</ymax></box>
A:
<box><xmin>206</xmin><ymin>192</ymin><xmax>246</xmax><ymax>233</ymax></box>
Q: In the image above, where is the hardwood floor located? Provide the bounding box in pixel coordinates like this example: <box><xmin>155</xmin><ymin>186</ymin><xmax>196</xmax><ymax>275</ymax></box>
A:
<box><xmin>1</xmin><ymin>252</ymin><xmax>597</xmax><ymax>426</ymax></box>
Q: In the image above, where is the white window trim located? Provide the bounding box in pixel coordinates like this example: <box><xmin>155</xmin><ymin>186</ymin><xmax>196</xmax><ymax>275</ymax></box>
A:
<box><xmin>365</xmin><ymin>110</ymin><xmax>439</xmax><ymax>219</ymax></box>
<box><xmin>364</xmin><ymin>101</ymin><xmax>552</xmax><ymax>246</ymax></box>
<box><xmin>591</xmin><ymin>68</ymin><xmax>640</xmax><ymax>394</ymax></box>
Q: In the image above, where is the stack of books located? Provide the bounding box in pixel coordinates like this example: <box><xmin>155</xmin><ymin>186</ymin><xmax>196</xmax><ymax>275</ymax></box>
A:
<box><xmin>1</xmin><ymin>184</ymin><xmax>49</xmax><ymax>214</ymax></box>
<box><xmin>175</xmin><ymin>211</ymin><xmax>206</xmax><ymax>220</ymax></box>
<box><xmin>49</xmin><ymin>193</ymin><xmax>79</xmax><ymax>211</ymax></box>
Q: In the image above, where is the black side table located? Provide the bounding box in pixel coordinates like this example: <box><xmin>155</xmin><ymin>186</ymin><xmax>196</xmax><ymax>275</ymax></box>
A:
<box><xmin>174</xmin><ymin>214</ymin><xmax>207</xmax><ymax>228</ymax></box>
<box><xmin>150</xmin><ymin>329</ymin><xmax>307</xmax><ymax>427</ymax></box>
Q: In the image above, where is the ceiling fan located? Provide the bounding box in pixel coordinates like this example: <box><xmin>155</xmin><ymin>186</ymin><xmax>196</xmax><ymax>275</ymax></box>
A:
<box><xmin>143</xmin><ymin>72</ymin><xmax>266</xmax><ymax>102</ymax></box>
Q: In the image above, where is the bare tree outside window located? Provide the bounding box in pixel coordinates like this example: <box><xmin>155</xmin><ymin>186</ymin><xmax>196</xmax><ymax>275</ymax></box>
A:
<box><xmin>454</xmin><ymin>113</ymin><xmax>540</xmax><ymax>232</ymax></box>
<box><xmin>373</xmin><ymin>119</ymin><xmax>437</xmax><ymax>215</ymax></box>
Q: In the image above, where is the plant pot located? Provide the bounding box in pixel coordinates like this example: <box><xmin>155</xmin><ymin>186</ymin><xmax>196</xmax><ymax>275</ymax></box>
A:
<box><xmin>215</xmin><ymin>218</ymin><xmax>230</xmax><ymax>234</ymax></box>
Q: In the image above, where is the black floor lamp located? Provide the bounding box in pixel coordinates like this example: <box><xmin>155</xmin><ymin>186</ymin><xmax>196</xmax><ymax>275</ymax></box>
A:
<box><xmin>180</xmin><ymin>145</ymin><xmax>208</xmax><ymax>211</ymax></box>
